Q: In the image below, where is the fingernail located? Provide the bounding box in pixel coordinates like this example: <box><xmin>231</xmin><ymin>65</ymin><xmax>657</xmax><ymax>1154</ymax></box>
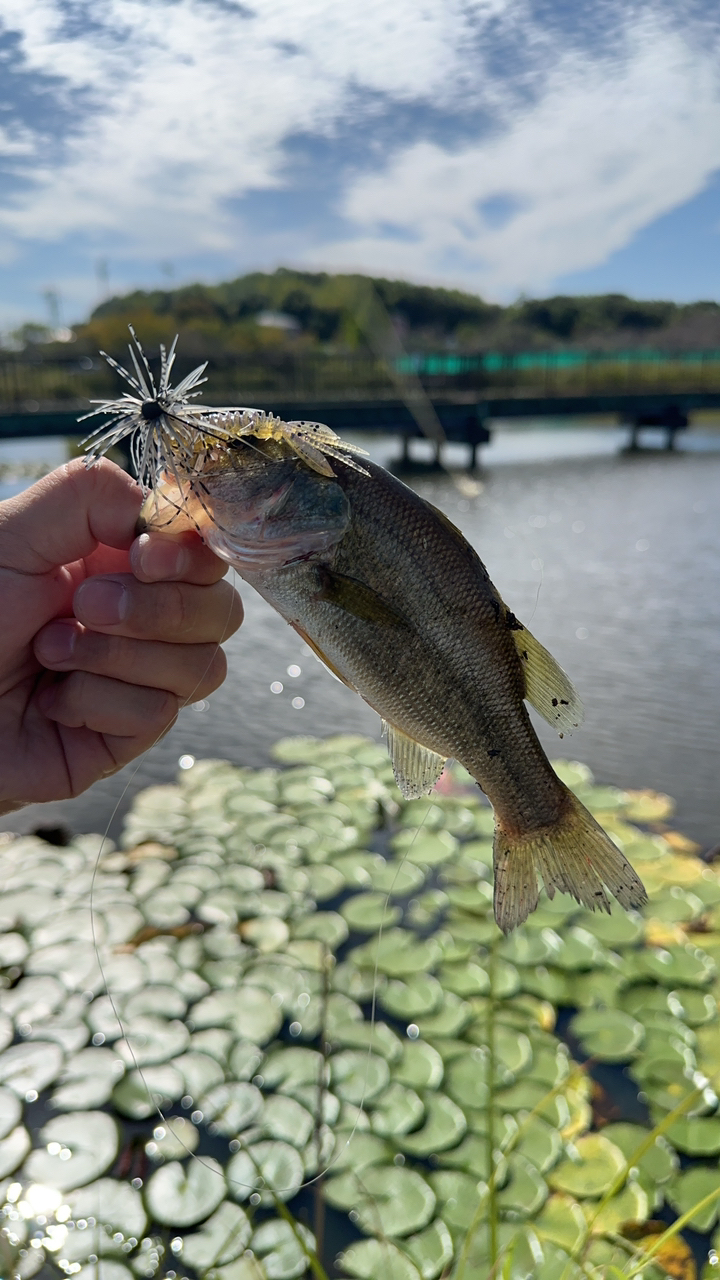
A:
<box><xmin>36</xmin><ymin>622</ymin><xmax>77</xmax><ymax>664</ymax></box>
<box><xmin>75</xmin><ymin>578</ymin><xmax>129</xmax><ymax>626</ymax></box>
<box><xmin>132</xmin><ymin>533</ymin><xmax>189</xmax><ymax>579</ymax></box>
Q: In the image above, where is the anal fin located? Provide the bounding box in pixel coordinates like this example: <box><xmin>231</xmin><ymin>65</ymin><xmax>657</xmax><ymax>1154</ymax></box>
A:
<box><xmin>503</xmin><ymin>605</ymin><xmax>584</xmax><ymax>735</ymax></box>
<box><xmin>382</xmin><ymin>721</ymin><xmax>446</xmax><ymax>799</ymax></box>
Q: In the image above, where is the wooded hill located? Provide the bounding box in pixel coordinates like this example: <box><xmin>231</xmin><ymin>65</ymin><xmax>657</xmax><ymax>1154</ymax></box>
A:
<box><xmin>74</xmin><ymin>269</ymin><xmax>720</xmax><ymax>359</ymax></box>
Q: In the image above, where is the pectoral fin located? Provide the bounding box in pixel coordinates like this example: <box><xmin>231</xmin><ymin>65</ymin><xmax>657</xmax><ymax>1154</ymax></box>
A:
<box><xmin>382</xmin><ymin>721</ymin><xmax>447</xmax><ymax>799</ymax></box>
<box><xmin>503</xmin><ymin>606</ymin><xmax>584</xmax><ymax>734</ymax></box>
<box><xmin>315</xmin><ymin>567</ymin><xmax>407</xmax><ymax>628</ymax></box>
<box><xmin>291</xmin><ymin>624</ymin><xmax>356</xmax><ymax>690</ymax></box>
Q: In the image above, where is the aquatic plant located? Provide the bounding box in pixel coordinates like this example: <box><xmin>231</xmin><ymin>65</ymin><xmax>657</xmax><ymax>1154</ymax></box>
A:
<box><xmin>0</xmin><ymin>736</ymin><xmax>719</xmax><ymax>1279</ymax></box>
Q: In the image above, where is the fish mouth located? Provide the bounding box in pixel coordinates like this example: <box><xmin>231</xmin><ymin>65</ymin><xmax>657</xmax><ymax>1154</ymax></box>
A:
<box><xmin>204</xmin><ymin>521</ymin><xmax>344</xmax><ymax>573</ymax></box>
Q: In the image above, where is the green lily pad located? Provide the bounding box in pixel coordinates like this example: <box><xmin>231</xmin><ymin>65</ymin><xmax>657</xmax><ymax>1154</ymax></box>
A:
<box><xmin>393</xmin><ymin>1041</ymin><xmax>444</xmax><ymax>1090</ymax></box>
<box><xmin>302</xmin><ymin>864</ymin><xmax>345</xmax><ymax>901</ymax></box>
<box><xmin>66</xmin><ymin>1178</ymin><xmax>147</xmax><ymax>1238</ymax></box>
<box><xmin>145</xmin><ymin>1156</ymin><xmax>226</xmax><ymax>1226</ymax></box>
<box><xmin>391</xmin><ymin>831</ymin><xmax>458</xmax><ymax>866</ymax></box>
<box><xmin>262</xmin><ymin>1094</ymin><xmax>314</xmax><ymax>1147</ymax></box>
<box><xmin>340</xmin><ymin>1239</ymin><xmax>421</xmax><ymax>1280</ymax></box>
<box><xmin>112</xmin><ymin>1064</ymin><xmax>184</xmax><ymax>1119</ymax></box>
<box><xmin>437</xmin><ymin>961</ymin><xmax>490</xmax><ymax>997</ymax></box>
<box><xmin>661</xmin><ymin>1115</ymin><xmax>720</xmax><ymax>1156</ymax></box>
<box><xmin>669</xmin><ymin>1167</ymin><xmax>720</xmax><ymax>1232</ymax></box>
<box><xmin>588</xmin><ymin>1180</ymin><xmax>649</xmax><ymax>1234</ymax></box>
<box><xmin>667</xmin><ymin>988</ymin><xmax>717</xmax><ymax>1026</ymax></box>
<box><xmin>575</xmin><ymin>907</ymin><xmax>643</xmax><ymax>947</ymax></box>
<box><xmin>397</xmin><ymin>1218</ymin><xmax>453</xmax><ymax>1280</ymax></box>
<box><xmin>496</xmin><ymin>1154</ymin><xmax>548</xmax><ymax>1218</ymax></box>
<box><xmin>637</xmin><ymin>945</ymin><xmax>715</xmax><ymax>988</ymax></box>
<box><xmin>227</xmin><ymin>1141</ymin><xmax>304</xmax><ymax>1205</ymax></box>
<box><xmin>398</xmin><ymin>1093</ymin><xmax>467</xmax><ymax>1157</ymax></box>
<box><xmin>0</xmin><ymin>1125</ymin><xmax>30</xmax><ymax>1177</ymax></box>
<box><xmin>51</xmin><ymin>1047</ymin><xmax>125</xmax><ymax>1110</ymax></box>
<box><xmin>172</xmin><ymin>1051</ymin><xmax>225</xmax><ymax>1098</ymax></box>
<box><xmin>251</xmin><ymin>1218</ymin><xmax>315</xmax><ymax>1280</ymax></box>
<box><xmin>600</xmin><ymin>1123</ymin><xmax>676</xmax><ymax>1183</ymax></box>
<box><xmin>292</xmin><ymin>911</ymin><xmax>348</xmax><ymax>948</ymax></box>
<box><xmin>191</xmin><ymin>988</ymin><xmax>284</xmax><ymax>1043</ymax></box>
<box><xmin>428</xmin><ymin>1170</ymin><xmax>483</xmax><ymax>1231</ymax></box>
<box><xmin>348</xmin><ymin>930</ymin><xmax>442</xmax><ymax>978</ymax></box>
<box><xmin>340</xmin><ymin>892</ymin><xmax>402</xmax><ymax>932</ymax></box>
<box><xmin>330</xmin><ymin>1021</ymin><xmax>402</xmax><ymax>1062</ymax></box>
<box><xmin>115</xmin><ymin>1016</ymin><xmax>189</xmax><ymax>1067</ymax></box>
<box><xmin>0</xmin><ymin>1040</ymin><xmax>64</xmax><ymax>1095</ymax></box>
<box><xmin>570</xmin><ymin>1009</ymin><xmax>644</xmax><ymax>1062</ymax></box>
<box><xmin>515</xmin><ymin>1116</ymin><xmax>563</xmax><ymax>1173</ymax></box>
<box><xmin>533</xmin><ymin>1193</ymin><xmax>587</xmax><ymax>1251</ymax></box>
<box><xmin>24</xmin><ymin>1111</ymin><xmax>118</xmax><ymax>1191</ymax></box>
<box><xmin>415</xmin><ymin>994</ymin><xmax>472</xmax><ymax>1038</ymax></box>
<box><xmin>148</xmin><ymin>1115</ymin><xmax>200</xmax><ymax>1160</ymax></box>
<box><xmin>370</xmin><ymin>1083</ymin><xmax>424</xmax><ymax>1137</ymax></box>
<box><xmin>548</xmin><ymin>1134</ymin><xmax>625</xmax><ymax>1198</ymax></box>
<box><xmin>499</xmin><ymin>929</ymin><xmax>562</xmax><ymax>966</ymax></box>
<box><xmin>180</xmin><ymin>1201</ymin><xmax>252</xmax><ymax>1269</ymax></box>
<box><xmin>262</xmin><ymin>1046</ymin><xmax>325</xmax><ymax>1091</ymax></box>
<box><xmin>444</xmin><ymin>1053</ymin><xmax>489</xmax><ymax>1110</ymax></box>
<box><xmin>327</xmin><ymin>1165</ymin><xmax>436</xmax><ymax>1237</ymax></box>
<box><xmin>518</xmin><ymin>966</ymin><xmax>574</xmax><ymax>1005</ymax></box>
<box><xmin>201</xmin><ymin>1082</ymin><xmax>264</xmax><ymax>1135</ymax></box>
<box><xmin>378</xmin><ymin>976</ymin><xmax>444</xmax><ymax>1019</ymax></box>
<box><xmin>331</xmin><ymin>1051</ymin><xmax>390</xmax><ymax>1104</ymax></box>
<box><xmin>0</xmin><ymin>1087</ymin><xmax>20</xmax><ymax>1140</ymax></box>
<box><xmin>329</xmin><ymin>1131</ymin><xmax>392</xmax><ymax>1173</ymax></box>
<box><xmin>552</xmin><ymin>927</ymin><xmax>608</xmax><ymax>971</ymax></box>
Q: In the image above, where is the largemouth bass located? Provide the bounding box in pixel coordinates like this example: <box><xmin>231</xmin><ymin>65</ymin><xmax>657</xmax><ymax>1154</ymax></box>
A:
<box><xmin>83</xmin><ymin>335</ymin><xmax>647</xmax><ymax>931</ymax></box>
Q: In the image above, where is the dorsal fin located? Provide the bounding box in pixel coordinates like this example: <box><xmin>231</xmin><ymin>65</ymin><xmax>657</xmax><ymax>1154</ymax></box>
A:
<box><xmin>382</xmin><ymin>721</ymin><xmax>446</xmax><ymax>799</ymax></box>
<box><xmin>503</xmin><ymin>606</ymin><xmax>584</xmax><ymax>735</ymax></box>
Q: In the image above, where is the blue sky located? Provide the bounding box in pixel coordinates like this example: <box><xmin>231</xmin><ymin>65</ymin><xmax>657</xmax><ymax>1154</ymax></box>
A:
<box><xmin>1</xmin><ymin>0</ymin><xmax>720</xmax><ymax>328</ymax></box>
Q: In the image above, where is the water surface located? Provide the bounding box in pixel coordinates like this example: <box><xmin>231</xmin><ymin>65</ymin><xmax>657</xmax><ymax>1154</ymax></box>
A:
<box><xmin>2</xmin><ymin>424</ymin><xmax>719</xmax><ymax>849</ymax></box>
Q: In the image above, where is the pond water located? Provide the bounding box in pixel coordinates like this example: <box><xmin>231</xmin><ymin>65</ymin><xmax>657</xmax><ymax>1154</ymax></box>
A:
<box><xmin>2</xmin><ymin>422</ymin><xmax>719</xmax><ymax>851</ymax></box>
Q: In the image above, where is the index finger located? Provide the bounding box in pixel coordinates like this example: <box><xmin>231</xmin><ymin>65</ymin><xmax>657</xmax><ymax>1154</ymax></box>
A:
<box><xmin>129</xmin><ymin>530</ymin><xmax>229</xmax><ymax>585</ymax></box>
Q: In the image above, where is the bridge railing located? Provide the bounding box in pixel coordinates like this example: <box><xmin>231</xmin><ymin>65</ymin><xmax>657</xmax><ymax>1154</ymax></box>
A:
<box><xmin>3</xmin><ymin>347</ymin><xmax>720</xmax><ymax>413</ymax></box>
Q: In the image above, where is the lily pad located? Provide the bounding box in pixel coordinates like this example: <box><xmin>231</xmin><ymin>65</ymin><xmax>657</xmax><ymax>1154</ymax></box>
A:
<box><xmin>397</xmin><ymin>1093</ymin><xmax>466</xmax><ymax>1157</ymax></box>
<box><xmin>378</xmin><ymin>976</ymin><xmax>444</xmax><ymax>1020</ymax></box>
<box><xmin>0</xmin><ymin>1086</ymin><xmax>21</xmax><ymax>1140</ymax></box>
<box><xmin>340</xmin><ymin>1238</ymin><xmax>421</xmax><ymax>1280</ymax></box>
<box><xmin>192</xmin><ymin>988</ymin><xmax>284</xmax><ymax>1044</ymax></box>
<box><xmin>392</xmin><ymin>831</ymin><xmax>458</xmax><ymax>865</ymax></box>
<box><xmin>51</xmin><ymin>1047</ymin><xmax>125</xmax><ymax>1109</ymax></box>
<box><xmin>180</xmin><ymin>1201</ymin><xmax>252</xmax><ymax>1269</ymax></box>
<box><xmin>570</xmin><ymin>1009</ymin><xmax>644</xmax><ymax>1062</ymax></box>
<box><xmin>341</xmin><ymin>893</ymin><xmax>402</xmax><ymax>932</ymax></box>
<box><xmin>251</xmin><ymin>1218</ymin><xmax>316</xmax><ymax>1280</ymax></box>
<box><xmin>534</xmin><ymin>1193</ymin><xmax>587</xmax><ymax>1252</ymax></box>
<box><xmin>548</xmin><ymin>1134</ymin><xmax>625</xmax><ymax>1198</ymax></box>
<box><xmin>428</xmin><ymin>1170</ymin><xmax>483</xmax><ymax>1232</ymax></box>
<box><xmin>0</xmin><ymin>1125</ymin><xmax>30</xmax><ymax>1177</ymax></box>
<box><xmin>292</xmin><ymin>911</ymin><xmax>348</xmax><ymax>949</ymax></box>
<box><xmin>145</xmin><ymin>1156</ymin><xmax>226</xmax><ymax>1226</ymax></box>
<box><xmin>173</xmin><ymin>1050</ymin><xmax>225</xmax><ymax>1098</ymax></box>
<box><xmin>262</xmin><ymin>1094</ymin><xmax>314</xmax><ymax>1147</ymax></box>
<box><xmin>227</xmin><ymin>1140</ymin><xmax>304</xmax><ymax>1204</ymax></box>
<box><xmin>496</xmin><ymin>1154</ymin><xmax>548</xmax><ymax>1218</ymax></box>
<box><xmin>415</xmin><ymin>994</ymin><xmax>472</xmax><ymax>1038</ymax></box>
<box><xmin>600</xmin><ymin>1123</ymin><xmax>676</xmax><ymax>1182</ymax></box>
<box><xmin>115</xmin><ymin>1016</ymin><xmax>189</xmax><ymax>1067</ymax></box>
<box><xmin>149</xmin><ymin>1115</ymin><xmax>200</xmax><ymax>1159</ymax></box>
<box><xmin>331</xmin><ymin>1051</ymin><xmax>390</xmax><ymax>1105</ymax></box>
<box><xmin>370</xmin><ymin>1084</ymin><xmax>425</xmax><ymax>1138</ymax></box>
<box><xmin>393</xmin><ymin>1041</ymin><xmax>444</xmax><ymax>1090</ymax></box>
<box><xmin>201</xmin><ymin>1082</ymin><xmax>264</xmax><ymax>1135</ymax></box>
<box><xmin>24</xmin><ymin>1111</ymin><xmax>118</xmax><ymax>1191</ymax></box>
<box><xmin>515</xmin><ymin>1116</ymin><xmax>563</xmax><ymax>1174</ymax></box>
<box><xmin>66</xmin><ymin>1178</ymin><xmax>147</xmax><ymax>1237</ymax></box>
<box><xmin>112</xmin><ymin>1064</ymin><xmax>184</xmax><ymax>1119</ymax></box>
<box><xmin>0</xmin><ymin>1040</ymin><xmax>64</xmax><ymax>1095</ymax></box>
<box><xmin>327</xmin><ymin>1165</ymin><xmax>436</xmax><ymax>1237</ymax></box>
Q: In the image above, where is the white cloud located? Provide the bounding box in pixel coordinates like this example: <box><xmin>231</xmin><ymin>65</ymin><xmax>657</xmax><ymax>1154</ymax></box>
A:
<box><xmin>317</xmin><ymin>20</ymin><xmax>720</xmax><ymax>296</ymax></box>
<box><xmin>0</xmin><ymin>1</ymin><xmax>719</xmax><ymax>312</ymax></box>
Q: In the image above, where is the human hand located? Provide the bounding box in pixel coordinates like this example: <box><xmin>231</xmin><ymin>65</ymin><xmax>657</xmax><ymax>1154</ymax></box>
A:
<box><xmin>0</xmin><ymin>457</ymin><xmax>243</xmax><ymax>814</ymax></box>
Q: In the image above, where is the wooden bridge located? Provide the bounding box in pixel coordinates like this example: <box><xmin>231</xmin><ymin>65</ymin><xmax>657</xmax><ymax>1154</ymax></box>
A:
<box><xmin>2</xmin><ymin>390</ymin><xmax>720</xmax><ymax>470</ymax></box>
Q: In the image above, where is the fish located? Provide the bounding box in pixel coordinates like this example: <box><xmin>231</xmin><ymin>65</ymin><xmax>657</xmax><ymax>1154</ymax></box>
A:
<box><xmin>83</xmin><ymin>332</ymin><xmax>647</xmax><ymax>931</ymax></box>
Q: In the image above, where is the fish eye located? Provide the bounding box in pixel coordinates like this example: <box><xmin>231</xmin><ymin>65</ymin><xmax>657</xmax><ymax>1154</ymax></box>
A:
<box><xmin>140</xmin><ymin>400</ymin><xmax>163</xmax><ymax>421</ymax></box>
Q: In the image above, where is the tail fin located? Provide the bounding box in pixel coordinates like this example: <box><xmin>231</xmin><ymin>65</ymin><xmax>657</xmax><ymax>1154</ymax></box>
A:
<box><xmin>492</xmin><ymin>785</ymin><xmax>647</xmax><ymax>933</ymax></box>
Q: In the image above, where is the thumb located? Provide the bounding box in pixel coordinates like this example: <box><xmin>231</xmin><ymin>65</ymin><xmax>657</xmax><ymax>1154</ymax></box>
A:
<box><xmin>0</xmin><ymin>458</ymin><xmax>143</xmax><ymax>574</ymax></box>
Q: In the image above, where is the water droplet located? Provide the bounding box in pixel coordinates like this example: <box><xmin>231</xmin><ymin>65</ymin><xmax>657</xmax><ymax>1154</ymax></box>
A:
<box><xmin>575</xmin><ymin>627</ymin><xmax>588</xmax><ymax>640</ymax></box>
<box><xmin>406</xmin><ymin>1024</ymin><xmax>419</xmax><ymax>1039</ymax></box>
<box><xmin>178</xmin><ymin>754</ymin><xmax>195</xmax><ymax>770</ymax></box>
<box><xmin>270</xmin><ymin>681</ymin><xmax>283</xmax><ymax>694</ymax></box>
<box><xmin>291</xmin><ymin>697</ymin><xmax>305</xmax><ymax>710</ymax></box>
<box><xmin>635</xmin><ymin>538</ymin><xmax>650</xmax><ymax>552</ymax></box>
<box><xmin>131</xmin><ymin>1178</ymin><xmax>143</xmax><ymax>1190</ymax></box>
<box><xmin>249</xmin><ymin>1193</ymin><xmax>261</xmax><ymax>1206</ymax></box>
<box><xmin>92</xmin><ymin>1032</ymin><xmax>105</xmax><ymax>1046</ymax></box>
<box><xmin>287</xmin><ymin>664</ymin><xmax>301</xmax><ymax>677</ymax></box>
<box><xmin>191</xmin><ymin>1110</ymin><xmax>203</xmax><ymax>1123</ymax></box>
<box><xmin>25</xmin><ymin>1089</ymin><xmax>38</xmax><ymax>1103</ymax></box>
<box><xmin>181</xmin><ymin>1095</ymin><xmax>193</xmax><ymax>1109</ymax></box>
<box><xmin>289</xmin><ymin>1021</ymin><xmax>302</xmax><ymax>1037</ymax></box>
<box><xmin>531</xmin><ymin>558</ymin><xmax>543</xmax><ymax>571</ymax></box>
